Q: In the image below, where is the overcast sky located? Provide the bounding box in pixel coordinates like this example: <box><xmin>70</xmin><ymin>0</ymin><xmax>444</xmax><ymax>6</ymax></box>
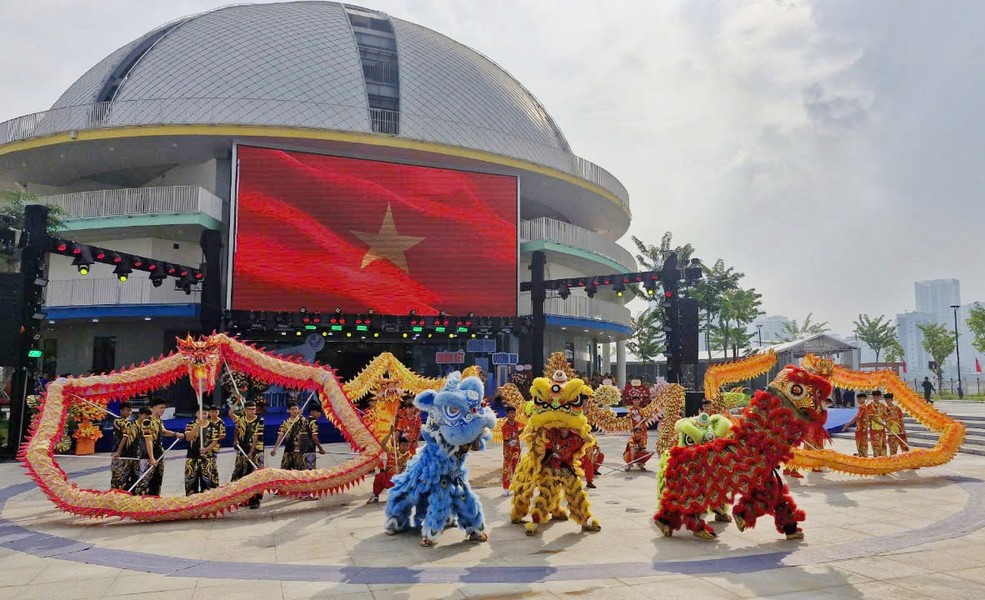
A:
<box><xmin>2</xmin><ymin>0</ymin><xmax>983</xmax><ymax>332</ymax></box>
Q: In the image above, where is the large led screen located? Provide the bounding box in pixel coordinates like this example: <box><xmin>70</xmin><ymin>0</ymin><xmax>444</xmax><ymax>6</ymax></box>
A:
<box><xmin>232</xmin><ymin>146</ymin><xmax>518</xmax><ymax>316</ymax></box>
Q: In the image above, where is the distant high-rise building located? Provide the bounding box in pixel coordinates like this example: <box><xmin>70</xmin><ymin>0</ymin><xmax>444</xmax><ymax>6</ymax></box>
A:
<box><xmin>896</xmin><ymin>311</ymin><xmax>933</xmax><ymax>378</ymax></box>
<box><xmin>914</xmin><ymin>279</ymin><xmax>960</xmax><ymax>324</ymax></box>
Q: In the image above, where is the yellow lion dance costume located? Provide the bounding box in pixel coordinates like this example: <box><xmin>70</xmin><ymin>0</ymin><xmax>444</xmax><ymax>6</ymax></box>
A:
<box><xmin>510</xmin><ymin>353</ymin><xmax>601</xmax><ymax>536</ymax></box>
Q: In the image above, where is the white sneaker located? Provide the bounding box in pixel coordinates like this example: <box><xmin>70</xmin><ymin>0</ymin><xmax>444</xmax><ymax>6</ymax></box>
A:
<box><xmin>502</xmin><ymin>489</ymin><xmax>511</xmax><ymax>497</ymax></box>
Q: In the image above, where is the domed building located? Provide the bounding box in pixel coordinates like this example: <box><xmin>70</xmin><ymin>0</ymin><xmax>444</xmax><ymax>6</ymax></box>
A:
<box><xmin>0</xmin><ymin>2</ymin><xmax>634</xmax><ymax>383</ymax></box>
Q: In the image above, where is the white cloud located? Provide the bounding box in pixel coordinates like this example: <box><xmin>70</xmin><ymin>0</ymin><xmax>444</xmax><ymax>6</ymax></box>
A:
<box><xmin>1</xmin><ymin>0</ymin><xmax>983</xmax><ymax>331</ymax></box>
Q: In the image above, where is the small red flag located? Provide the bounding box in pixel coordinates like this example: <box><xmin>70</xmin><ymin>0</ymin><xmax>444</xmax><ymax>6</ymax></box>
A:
<box><xmin>902</xmin><ymin>360</ymin><xmax>908</xmax><ymax>374</ymax></box>
<box><xmin>976</xmin><ymin>357</ymin><xmax>982</xmax><ymax>373</ymax></box>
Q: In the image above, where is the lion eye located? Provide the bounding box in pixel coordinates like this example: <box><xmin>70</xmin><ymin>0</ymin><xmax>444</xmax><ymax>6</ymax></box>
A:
<box><xmin>447</xmin><ymin>406</ymin><xmax>460</xmax><ymax>416</ymax></box>
<box><xmin>569</xmin><ymin>396</ymin><xmax>583</xmax><ymax>407</ymax></box>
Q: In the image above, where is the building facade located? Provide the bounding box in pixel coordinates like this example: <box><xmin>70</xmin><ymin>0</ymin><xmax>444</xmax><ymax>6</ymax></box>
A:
<box><xmin>0</xmin><ymin>2</ymin><xmax>634</xmax><ymax>380</ymax></box>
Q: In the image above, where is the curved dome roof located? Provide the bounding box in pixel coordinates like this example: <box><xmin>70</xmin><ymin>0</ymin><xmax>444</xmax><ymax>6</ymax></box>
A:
<box><xmin>50</xmin><ymin>2</ymin><xmax>576</xmax><ymax>165</ymax></box>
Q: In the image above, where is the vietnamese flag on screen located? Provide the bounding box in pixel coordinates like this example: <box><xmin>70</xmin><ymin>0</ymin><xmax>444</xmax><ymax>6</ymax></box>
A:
<box><xmin>232</xmin><ymin>146</ymin><xmax>518</xmax><ymax>316</ymax></box>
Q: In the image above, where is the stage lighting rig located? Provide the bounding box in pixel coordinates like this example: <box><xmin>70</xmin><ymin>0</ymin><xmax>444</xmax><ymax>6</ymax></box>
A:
<box><xmin>612</xmin><ymin>279</ymin><xmax>626</xmax><ymax>297</ymax></box>
<box><xmin>113</xmin><ymin>258</ymin><xmax>132</xmax><ymax>282</ymax></box>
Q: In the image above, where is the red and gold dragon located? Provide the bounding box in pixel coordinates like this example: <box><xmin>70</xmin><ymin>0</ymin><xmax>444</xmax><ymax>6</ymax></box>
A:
<box><xmin>19</xmin><ymin>334</ymin><xmax>383</xmax><ymax>521</ymax></box>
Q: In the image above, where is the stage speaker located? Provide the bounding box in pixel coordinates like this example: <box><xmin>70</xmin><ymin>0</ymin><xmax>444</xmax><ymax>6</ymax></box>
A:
<box><xmin>685</xmin><ymin>390</ymin><xmax>705</xmax><ymax>417</ymax></box>
<box><xmin>679</xmin><ymin>297</ymin><xmax>699</xmax><ymax>364</ymax></box>
<box><xmin>200</xmin><ymin>230</ymin><xmax>222</xmax><ymax>333</ymax></box>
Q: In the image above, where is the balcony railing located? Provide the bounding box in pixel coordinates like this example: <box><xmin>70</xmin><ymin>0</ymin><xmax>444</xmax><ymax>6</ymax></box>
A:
<box><xmin>519</xmin><ymin>292</ymin><xmax>631</xmax><ymax>328</ymax></box>
<box><xmin>46</xmin><ymin>277</ymin><xmax>200</xmax><ymax>307</ymax></box>
<box><xmin>521</xmin><ymin>217</ymin><xmax>636</xmax><ymax>272</ymax></box>
<box><xmin>0</xmin><ymin>99</ymin><xmax>629</xmax><ymax>212</ymax></box>
<box><xmin>370</xmin><ymin>108</ymin><xmax>400</xmax><ymax>135</ymax></box>
<box><xmin>39</xmin><ymin>185</ymin><xmax>223</xmax><ymax>223</ymax></box>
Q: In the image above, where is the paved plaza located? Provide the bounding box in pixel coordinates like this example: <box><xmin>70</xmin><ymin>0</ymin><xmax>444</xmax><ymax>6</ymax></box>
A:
<box><xmin>1</xmin><ymin>431</ymin><xmax>984</xmax><ymax>599</ymax></box>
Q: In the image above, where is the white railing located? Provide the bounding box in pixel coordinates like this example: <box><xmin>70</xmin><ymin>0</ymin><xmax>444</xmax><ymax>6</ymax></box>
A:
<box><xmin>521</xmin><ymin>217</ymin><xmax>636</xmax><ymax>271</ymax></box>
<box><xmin>46</xmin><ymin>277</ymin><xmax>200</xmax><ymax>307</ymax></box>
<box><xmin>0</xmin><ymin>99</ymin><xmax>630</xmax><ymax>212</ymax></box>
<box><xmin>370</xmin><ymin>108</ymin><xmax>400</xmax><ymax>135</ymax></box>
<box><xmin>518</xmin><ymin>292</ymin><xmax>631</xmax><ymax>328</ymax></box>
<box><xmin>39</xmin><ymin>186</ymin><xmax>223</xmax><ymax>222</ymax></box>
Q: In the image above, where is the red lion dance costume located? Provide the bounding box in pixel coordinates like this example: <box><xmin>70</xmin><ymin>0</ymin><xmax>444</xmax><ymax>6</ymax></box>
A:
<box><xmin>654</xmin><ymin>355</ymin><xmax>832</xmax><ymax>541</ymax></box>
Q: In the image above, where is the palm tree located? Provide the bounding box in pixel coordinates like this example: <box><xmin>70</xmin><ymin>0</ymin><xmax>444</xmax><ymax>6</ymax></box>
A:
<box><xmin>779</xmin><ymin>313</ymin><xmax>830</xmax><ymax>342</ymax></box>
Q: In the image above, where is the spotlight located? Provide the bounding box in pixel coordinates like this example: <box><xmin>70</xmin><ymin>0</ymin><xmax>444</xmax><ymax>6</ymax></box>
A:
<box><xmin>113</xmin><ymin>258</ymin><xmax>132</xmax><ymax>282</ymax></box>
<box><xmin>585</xmin><ymin>280</ymin><xmax>598</xmax><ymax>298</ymax></box>
<box><xmin>71</xmin><ymin>245</ymin><xmax>93</xmax><ymax>275</ymax></box>
<box><xmin>558</xmin><ymin>284</ymin><xmax>571</xmax><ymax>299</ymax></box>
<box><xmin>150</xmin><ymin>270</ymin><xmax>166</xmax><ymax>288</ymax></box>
<box><xmin>644</xmin><ymin>278</ymin><xmax>658</xmax><ymax>296</ymax></box>
<box><xmin>612</xmin><ymin>280</ymin><xmax>626</xmax><ymax>297</ymax></box>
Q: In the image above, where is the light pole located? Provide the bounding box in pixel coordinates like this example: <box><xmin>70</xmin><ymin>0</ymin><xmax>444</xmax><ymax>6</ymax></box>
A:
<box><xmin>756</xmin><ymin>324</ymin><xmax>763</xmax><ymax>347</ymax></box>
<box><xmin>951</xmin><ymin>304</ymin><xmax>963</xmax><ymax>399</ymax></box>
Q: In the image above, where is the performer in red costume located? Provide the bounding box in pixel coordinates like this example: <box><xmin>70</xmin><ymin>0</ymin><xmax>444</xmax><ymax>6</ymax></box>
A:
<box><xmin>622</xmin><ymin>399</ymin><xmax>653</xmax><ymax>471</ymax></box>
<box><xmin>501</xmin><ymin>406</ymin><xmax>524</xmax><ymax>496</ymax></box>
<box><xmin>546</xmin><ymin>428</ymin><xmax>584</xmax><ymax>473</ymax></box>
<box><xmin>367</xmin><ymin>435</ymin><xmax>412</xmax><ymax>504</ymax></box>
<box><xmin>395</xmin><ymin>392</ymin><xmax>422</xmax><ymax>455</ymax></box>
<box><xmin>581</xmin><ymin>442</ymin><xmax>604</xmax><ymax>489</ymax></box>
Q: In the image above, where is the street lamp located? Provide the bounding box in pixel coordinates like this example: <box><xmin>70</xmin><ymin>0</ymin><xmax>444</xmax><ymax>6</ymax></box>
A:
<box><xmin>756</xmin><ymin>324</ymin><xmax>763</xmax><ymax>347</ymax></box>
<box><xmin>951</xmin><ymin>304</ymin><xmax>963</xmax><ymax>399</ymax></box>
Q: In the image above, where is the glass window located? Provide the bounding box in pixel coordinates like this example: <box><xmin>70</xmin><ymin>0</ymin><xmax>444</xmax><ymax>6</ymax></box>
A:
<box><xmin>91</xmin><ymin>336</ymin><xmax>116</xmax><ymax>374</ymax></box>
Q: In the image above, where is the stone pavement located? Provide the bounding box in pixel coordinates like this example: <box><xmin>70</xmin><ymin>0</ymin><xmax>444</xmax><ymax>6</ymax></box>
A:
<box><xmin>1</xmin><ymin>435</ymin><xmax>984</xmax><ymax>599</ymax></box>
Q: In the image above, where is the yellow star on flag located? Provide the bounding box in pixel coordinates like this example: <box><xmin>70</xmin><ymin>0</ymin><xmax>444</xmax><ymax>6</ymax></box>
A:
<box><xmin>351</xmin><ymin>204</ymin><xmax>425</xmax><ymax>274</ymax></box>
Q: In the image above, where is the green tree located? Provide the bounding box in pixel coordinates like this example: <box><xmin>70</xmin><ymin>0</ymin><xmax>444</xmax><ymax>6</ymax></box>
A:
<box><xmin>0</xmin><ymin>191</ymin><xmax>65</xmax><ymax>233</ymax></box>
<box><xmin>917</xmin><ymin>322</ymin><xmax>955</xmax><ymax>392</ymax></box>
<box><xmin>884</xmin><ymin>337</ymin><xmax>906</xmax><ymax>365</ymax></box>
<box><xmin>713</xmin><ymin>287</ymin><xmax>763</xmax><ymax>358</ymax></box>
<box><xmin>690</xmin><ymin>259</ymin><xmax>744</xmax><ymax>361</ymax></box>
<box><xmin>631</xmin><ymin>232</ymin><xmax>695</xmax><ymax>271</ymax></box>
<box><xmin>852</xmin><ymin>314</ymin><xmax>898</xmax><ymax>362</ymax></box>
<box><xmin>1</xmin><ymin>191</ymin><xmax>66</xmax><ymax>272</ymax></box>
<box><xmin>968</xmin><ymin>303</ymin><xmax>985</xmax><ymax>354</ymax></box>
<box><xmin>627</xmin><ymin>307</ymin><xmax>664</xmax><ymax>366</ymax></box>
<box><xmin>779</xmin><ymin>313</ymin><xmax>830</xmax><ymax>342</ymax></box>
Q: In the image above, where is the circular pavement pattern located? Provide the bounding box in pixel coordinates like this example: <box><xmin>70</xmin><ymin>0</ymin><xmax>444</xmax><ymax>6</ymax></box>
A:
<box><xmin>3</xmin><ymin>443</ymin><xmax>984</xmax><ymax>585</ymax></box>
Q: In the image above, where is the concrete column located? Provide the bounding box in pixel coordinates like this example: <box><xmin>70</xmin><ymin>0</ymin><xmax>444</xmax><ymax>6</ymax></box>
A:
<box><xmin>602</xmin><ymin>341</ymin><xmax>611</xmax><ymax>375</ymax></box>
<box><xmin>616</xmin><ymin>340</ymin><xmax>627</xmax><ymax>387</ymax></box>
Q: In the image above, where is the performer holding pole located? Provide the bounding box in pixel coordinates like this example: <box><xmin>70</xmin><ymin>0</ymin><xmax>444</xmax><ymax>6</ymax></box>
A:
<box><xmin>270</xmin><ymin>402</ymin><xmax>304</xmax><ymax>470</ymax></box>
<box><xmin>501</xmin><ymin>405</ymin><xmax>524</xmax><ymax>496</ymax></box>
<box><xmin>841</xmin><ymin>392</ymin><xmax>871</xmax><ymax>457</ymax></box>
<box><xmin>110</xmin><ymin>402</ymin><xmax>141</xmax><ymax>491</ymax></box>
<box><xmin>132</xmin><ymin>399</ymin><xmax>184</xmax><ymax>496</ymax></box>
<box><xmin>229</xmin><ymin>400</ymin><xmax>265</xmax><ymax>509</ymax></box>
<box><xmin>206</xmin><ymin>404</ymin><xmax>227</xmax><ymax>484</ymax></box>
<box><xmin>869</xmin><ymin>391</ymin><xmax>888</xmax><ymax>457</ymax></box>
<box><xmin>184</xmin><ymin>408</ymin><xmax>220</xmax><ymax>495</ymax></box>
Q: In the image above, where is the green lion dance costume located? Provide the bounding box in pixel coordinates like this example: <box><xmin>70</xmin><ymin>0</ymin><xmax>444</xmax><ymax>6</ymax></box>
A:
<box><xmin>510</xmin><ymin>353</ymin><xmax>601</xmax><ymax>536</ymax></box>
<box><xmin>656</xmin><ymin>412</ymin><xmax>735</xmax><ymax>533</ymax></box>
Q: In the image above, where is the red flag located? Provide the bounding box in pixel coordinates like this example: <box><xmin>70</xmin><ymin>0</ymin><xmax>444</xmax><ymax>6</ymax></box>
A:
<box><xmin>902</xmin><ymin>360</ymin><xmax>908</xmax><ymax>373</ymax></box>
<box><xmin>976</xmin><ymin>357</ymin><xmax>982</xmax><ymax>373</ymax></box>
<box><xmin>232</xmin><ymin>146</ymin><xmax>518</xmax><ymax>315</ymax></box>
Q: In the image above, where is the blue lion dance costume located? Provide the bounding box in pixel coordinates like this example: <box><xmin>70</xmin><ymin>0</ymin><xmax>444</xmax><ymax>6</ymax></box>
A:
<box><xmin>384</xmin><ymin>373</ymin><xmax>498</xmax><ymax>547</ymax></box>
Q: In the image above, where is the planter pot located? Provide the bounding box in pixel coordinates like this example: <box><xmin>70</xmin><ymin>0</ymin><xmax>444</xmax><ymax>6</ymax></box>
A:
<box><xmin>75</xmin><ymin>437</ymin><xmax>96</xmax><ymax>455</ymax></box>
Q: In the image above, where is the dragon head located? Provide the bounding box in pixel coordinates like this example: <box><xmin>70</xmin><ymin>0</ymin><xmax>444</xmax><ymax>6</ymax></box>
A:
<box><xmin>415</xmin><ymin>373</ymin><xmax>497</xmax><ymax>447</ymax></box>
<box><xmin>767</xmin><ymin>354</ymin><xmax>833</xmax><ymax>421</ymax></box>
<box><xmin>527</xmin><ymin>352</ymin><xmax>593</xmax><ymax>431</ymax></box>
<box><xmin>177</xmin><ymin>335</ymin><xmax>222</xmax><ymax>395</ymax></box>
